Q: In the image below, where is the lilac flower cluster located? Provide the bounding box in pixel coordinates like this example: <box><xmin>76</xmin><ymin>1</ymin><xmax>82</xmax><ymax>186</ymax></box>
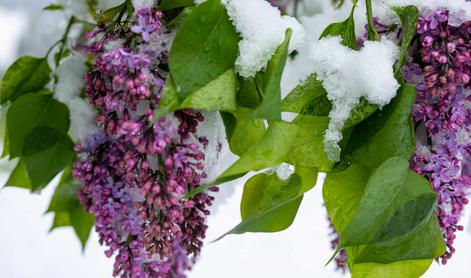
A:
<box><xmin>327</xmin><ymin>216</ymin><xmax>348</xmax><ymax>273</ymax></box>
<box><xmin>73</xmin><ymin>7</ymin><xmax>217</xmax><ymax>277</ymax></box>
<box><xmin>406</xmin><ymin>10</ymin><xmax>471</xmax><ymax>265</ymax></box>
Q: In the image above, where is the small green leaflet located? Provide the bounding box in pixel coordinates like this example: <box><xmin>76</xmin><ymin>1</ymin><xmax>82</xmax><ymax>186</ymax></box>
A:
<box><xmin>48</xmin><ymin>168</ymin><xmax>94</xmax><ymax>249</ymax></box>
<box><xmin>154</xmin><ymin>69</ymin><xmax>237</xmax><ymax>120</ymax></box>
<box><xmin>320</xmin><ymin>0</ymin><xmax>358</xmax><ymax>49</ymax></box>
<box><xmin>343</xmin><ymin>85</ymin><xmax>416</xmax><ymax>168</ymax></box>
<box><xmin>169</xmin><ymin>0</ymin><xmax>240</xmax><ymax>99</ymax></box>
<box><xmin>0</xmin><ymin>56</ymin><xmax>51</xmax><ymax>104</ymax></box>
<box><xmin>393</xmin><ymin>5</ymin><xmax>420</xmax><ymax>80</ymax></box>
<box><xmin>216</xmin><ymin>167</ymin><xmax>318</xmax><ymax>239</ymax></box>
<box><xmin>186</xmin><ymin>121</ymin><xmax>300</xmax><ymax>197</ymax></box>
<box><xmin>220</xmin><ymin>108</ymin><xmax>266</xmax><ymax>156</ymax></box>
<box><xmin>217</xmin><ymin>173</ymin><xmax>303</xmax><ymax>238</ymax></box>
<box><xmin>251</xmin><ymin>29</ymin><xmax>292</xmax><ymax>120</ymax></box>
<box><xmin>43</xmin><ymin>4</ymin><xmax>64</xmax><ymax>11</ymax></box>
<box><xmin>6</xmin><ymin>93</ymin><xmax>70</xmax><ymax>158</ymax></box>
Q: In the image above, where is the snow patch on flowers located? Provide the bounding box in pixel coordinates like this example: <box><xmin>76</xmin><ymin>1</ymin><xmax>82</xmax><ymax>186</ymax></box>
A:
<box><xmin>381</xmin><ymin>0</ymin><xmax>471</xmax><ymax>26</ymax></box>
<box><xmin>54</xmin><ymin>55</ymin><xmax>98</xmax><ymax>141</ymax></box>
<box><xmin>309</xmin><ymin>36</ymin><xmax>400</xmax><ymax>161</ymax></box>
<box><xmin>223</xmin><ymin>0</ymin><xmax>305</xmax><ymax>78</ymax></box>
<box><xmin>132</xmin><ymin>0</ymin><xmax>154</xmax><ymax>10</ymax></box>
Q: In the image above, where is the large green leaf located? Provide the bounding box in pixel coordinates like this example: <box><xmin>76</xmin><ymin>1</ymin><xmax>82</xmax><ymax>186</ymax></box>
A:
<box><xmin>187</xmin><ymin>121</ymin><xmax>300</xmax><ymax>197</ymax></box>
<box><xmin>320</xmin><ymin>0</ymin><xmax>358</xmax><ymax>49</ymax></box>
<box><xmin>24</xmin><ymin>136</ymin><xmax>75</xmax><ymax>191</ymax></box>
<box><xmin>288</xmin><ymin>115</ymin><xmax>334</xmax><ymax>172</ymax></box>
<box><xmin>169</xmin><ymin>0</ymin><xmax>240</xmax><ymax>99</ymax></box>
<box><xmin>339</xmin><ymin>157</ymin><xmax>437</xmax><ymax>248</ymax></box>
<box><xmin>251</xmin><ymin>29</ymin><xmax>292</xmax><ymax>120</ymax></box>
<box><xmin>350</xmin><ymin>214</ymin><xmax>445</xmax><ymax>264</ymax></box>
<box><xmin>48</xmin><ymin>168</ymin><xmax>94</xmax><ymax>249</ymax></box>
<box><xmin>0</xmin><ymin>56</ymin><xmax>51</xmax><ymax>104</ymax></box>
<box><xmin>6</xmin><ymin>93</ymin><xmax>70</xmax><ymax>158</ymax></box>
<box><xmin>343</xmin><ymin>85</ymin><xmax>416</xmax><ymax>168</ymax></box>
<box><xmin>155</xmin><ymin>69</ymin><xmax>237</xmax><ymax>120</ymax></box>
<box><xmin>393</xmin><ymin>6</ymin><xmax>419</xmax><ymax>79</ymax></box>
<box><xmin>323</xmin><ymin>162</ymin><xmax>444</xmax><ymax>276</ymax></box>
<box><xmin>220</xmin><ymin>108</ymin><xmax>266</xmax><ymax>156</ymax></box>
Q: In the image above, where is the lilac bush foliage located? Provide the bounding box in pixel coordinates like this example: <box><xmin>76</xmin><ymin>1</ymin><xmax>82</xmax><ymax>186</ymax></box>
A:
<box><xmin>73</xmin><ymin>6</ymin><xmax>218</xmax><ymax>277</ymax></box>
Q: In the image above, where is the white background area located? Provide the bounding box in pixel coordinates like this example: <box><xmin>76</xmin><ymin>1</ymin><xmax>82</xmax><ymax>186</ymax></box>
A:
<box><xmin>0</xmin><ymin>1</ymin><xmax>470</xmax><ymax>277</ymax></box>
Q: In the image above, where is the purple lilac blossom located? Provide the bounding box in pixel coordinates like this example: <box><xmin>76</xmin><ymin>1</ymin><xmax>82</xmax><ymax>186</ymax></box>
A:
<box><xmin>73</xmin><ymin>7</ymin><xmax>218</xmax><ymax>277</ymax></box>
<box><xmin>406</xmin><ymin>10</ymin><xmax>471</xmax><ymax>265</ymax></box>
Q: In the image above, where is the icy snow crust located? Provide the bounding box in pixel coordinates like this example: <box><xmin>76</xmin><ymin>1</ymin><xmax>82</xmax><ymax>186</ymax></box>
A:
<box><xmin>223</xmin><ymin>0</ymin><xmax>305</xmax><ymax>78</ymax></box>
<box><xmin>381</xmin><ymin>0</ymin><xmax>471</xmax><ymax>26</ymax></box>
<box><xmin>53</xmin><ymin>55</ymin><xmax>99</xmax><ymax>142</ymax></box>
<box><xmin>309</xmin><ymin>37</ymin><xmax>400</xmax><ymax>161</ymax></box>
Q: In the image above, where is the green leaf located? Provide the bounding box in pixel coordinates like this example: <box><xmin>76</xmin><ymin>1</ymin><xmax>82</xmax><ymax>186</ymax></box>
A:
<box><xmin>350</xmin><ymin>259</ymin><xmax>433</xmax><ymax>278</ymax></box>
<box><xmin>226</xmin><ymin>173</ymin><xmax>303</xmax><ymax>235</ymax></box>
<box><xmin>3</xmin><ymin>159</ymin><xmax>32</xmax><ymax>189</ymax></box>
<box><xmin>339</xmin><ymin>157</ymin><xmax>437</xmax><ymax>248</ymax></box>
<box><xmin>0</xmin><ymin>105</ymin><xmax>9</xmax><ymax>157</ymax></box>
<box><xmin>350</xmin><ymin>213</ymin><xmax>445</xmax><ymax>264</ymax></box>
<box><xmin>47</xmin><ymin>168</ymin><xmax>81</xmax><ymax>212</ymax></box>
<box><xmin>96</xmin><ymin>2</ymin><xmax>128</xmax><ymax>25</ymax></box>
<box><xmin>159</xmin><ymin>0</ymin><xmax>194</xmax><ymax>10</ymax></box>
<box><xmin>344</xmin><ymin>98</ymin><xmax>378</xmax><ymax>128</ymax></box>
<box><xmin>343</xmin><ymin>85</ymin><xmax>416</xmax><ymax>168</ymax></box>
<box><xmin>236</xmin><ymin>76</ymin><xmax>262</xmax><ymax>108</ymax></box>
<box><xmin>281</xmin><ymin>74</ymin><xmax>327</xmax><ymax>113</ymax></box>
<box><xmin>24</xmin><ymin>136</ymin><xmax>75</xmax><ymax>191</ymax></box>
<box><xmin>294</xmin><ymin>166</ymin><xmax>318</xmax><ymax>193</ymax></box>
<box><xmin>0</xmin><ymin>56</ymin><xmax>51</xmax><ymax>104</ymax></box>
<box><xmin>320</xmin><ymin>0</ymin><xmax>358</xmax><ymax>49</ymax></box>
<box><xmin>393</xmin><ymin>6</ymin><xmax>419</xmax><ymax>79</ymax></box>
<box><xmin>323</xmin><ymin>164</ymin><xmax>371</xmax><ymax>232</ymax></box>
<box><xmin>187</xmin><ymin>121</ymin><xmax>300</xmax><ymax>197</ymax></box>
<box><xmin>48</xmin><ymin>168</ymin><xmax>94</xmax><ymax>249</ymax></box>
<box><xmin>50</xmin><ymin>212</ymin><xmax>71</xmax><ymax>230</ymax></box>
<box><xmin>6</xmin><ymin>93</ymin><xmax>70</xmax><ymax>158</ymax></box>
<box><xmin>155</xmin><ymin>69</ymin><xmax>237</xmax><ymax>120</ymax></box>
<box><xmin>220</xmin><ymin>108</ymin><xmax>266</xmax><ymax>156</ymax></box>
<box><xmin>169</xmin><ymin>0</ymin><xmax>240</xmax><ymax>99</ymax></box>
<box><xmin>43</xmin><ymin>4</ymin><xmax>64</xmax><ymax>11</ymax></box>
<box><xmin>323</xmin><ymin>163</ymin><xmax>444</xmax><ymax>276</ymax></box>
<box><xmin>288</xmin><ymin>115</ymin><xmax>334</xmax><ymax>172</ymax></box>
<box><xmin>251</xmin><ymin>29</ymin><xmax>292</xmax><ymax>120</ymax></box>
<box><xmin>22</xmin><ymin>127</ymin><xmax>63</xmax><ymax>155</ymax></box>
<box><xmin>70</xmin><ymin>208</ymin><xmax>94</xmax><ymax>249</ymax></box>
